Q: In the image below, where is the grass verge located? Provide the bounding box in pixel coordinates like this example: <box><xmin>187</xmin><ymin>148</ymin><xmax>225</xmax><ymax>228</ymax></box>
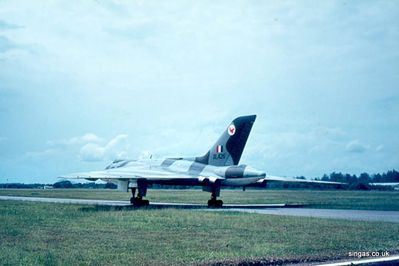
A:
<box><xmin>0</xmin><ymin>201</ymin><xmax>398</xmax><ymax>265</ymax></box>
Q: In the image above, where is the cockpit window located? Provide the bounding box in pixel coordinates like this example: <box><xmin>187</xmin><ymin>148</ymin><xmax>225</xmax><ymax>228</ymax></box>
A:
<box><xmin>106</xmin><ymin>159</ymin><xmax>134</xmax><ymax>169</ymax></box>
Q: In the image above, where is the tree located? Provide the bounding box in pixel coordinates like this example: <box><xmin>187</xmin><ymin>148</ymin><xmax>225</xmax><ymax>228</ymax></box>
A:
<box><xmin>330</xmin><ymin>172</ymin><xmax>344</xmax><ymax>182</ymax></box>
<box><xmin>105</xmin><ymin>182</ymin><xmax>117</xmax><ymax>189</ymax></box>
<box><xmin>386</xmin><ymin>170</ymin><xmax>399</xmax><ymax>182</ymax></box>
<box><xmin>359</xmin><ymin>173</ymin><xmax>370</xmax><ymax>184</ymax></box>
<box><xmin>373</xmin><ymin>173</ymin><xmax>382</xmax><ymax>183</ymax></box>
<box><xmin>53</xmin><ymin>180</ymin><xmax>73</xmax><ymax>188</ymax></box>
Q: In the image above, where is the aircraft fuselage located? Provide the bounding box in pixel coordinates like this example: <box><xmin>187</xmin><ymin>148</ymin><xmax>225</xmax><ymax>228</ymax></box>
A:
<box><xmin>103</xmin><ymin>158</ymin><xmax>266</xmax><ymax>187</ymax></box>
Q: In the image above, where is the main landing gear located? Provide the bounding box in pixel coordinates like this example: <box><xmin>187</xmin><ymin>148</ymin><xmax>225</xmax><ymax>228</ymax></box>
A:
<box><xmin>130</xmin><ymin>188</ymin><xmax>149</xmax><ymax>207</ymax></box>
<box><xmin>207</xmin><ymin>188</ymin><xmax>223</xmax><ymax>208</ymax></box>
<box><xmin>208</xmin><ymin>197</ymin><xmax>223</xmax><ymax>208</ymax></box>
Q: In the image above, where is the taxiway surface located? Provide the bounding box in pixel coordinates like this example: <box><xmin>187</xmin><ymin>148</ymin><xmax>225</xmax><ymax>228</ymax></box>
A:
<box><xmin>1</xmin><ymin>195</ymin><xmax>398</xmax><ymax>223</ymax></box>
<box><xmin>214</xmin><ymin>208</ymin><xmax>399</xmax><ymax>223</ymax></box>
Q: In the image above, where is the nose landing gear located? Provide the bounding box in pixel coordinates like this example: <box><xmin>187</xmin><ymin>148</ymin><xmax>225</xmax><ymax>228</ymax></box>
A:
<box><xmin>130</xmin><ymin>187</ymin><xmax>149</xmax><ymax>207</ymax></box>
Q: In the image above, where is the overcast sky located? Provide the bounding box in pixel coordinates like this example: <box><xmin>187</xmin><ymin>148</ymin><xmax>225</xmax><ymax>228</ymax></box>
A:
<box><xmin>1</xmin><ymin>0</ymin><xmax>398</xmax><ymax>183</ymax></box>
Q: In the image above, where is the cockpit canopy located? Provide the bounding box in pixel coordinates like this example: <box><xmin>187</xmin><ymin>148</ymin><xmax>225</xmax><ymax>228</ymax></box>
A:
<box><xmin>105</xmin><ymin>159</ymin><xmax>131</xmax><ymax>169</ymax></box>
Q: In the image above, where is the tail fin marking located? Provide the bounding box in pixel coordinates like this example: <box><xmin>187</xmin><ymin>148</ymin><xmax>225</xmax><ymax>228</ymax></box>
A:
<box><xmin>195</xmin><ymin>115</ymin><xmax>256</xmax><ymax>166</ymax></box>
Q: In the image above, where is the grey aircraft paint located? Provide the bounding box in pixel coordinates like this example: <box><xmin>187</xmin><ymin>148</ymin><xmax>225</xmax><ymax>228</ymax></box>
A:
<box><xmin>206</xmin><ymin>115</ymin><xmax>256</xmax><ymax>166</ymax></box>
<box><xmin>63</xmin><ymin>115</ymin><xmax>343</xmax><ymax>206</ymax></box>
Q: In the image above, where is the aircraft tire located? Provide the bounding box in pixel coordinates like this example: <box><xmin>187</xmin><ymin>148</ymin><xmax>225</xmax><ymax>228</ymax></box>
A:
<box><xmin>131</xmin><ymin>198</ymin><xmax>149</xmax><ymax>207</ymax></box>
<box><xmin>208</xmin><ymin>199</ymin><xmax>223</xmax><ymax>208</ymax></box>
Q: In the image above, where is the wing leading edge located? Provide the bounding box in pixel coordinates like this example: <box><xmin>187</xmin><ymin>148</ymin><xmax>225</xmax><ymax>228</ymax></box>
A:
<box><xmin>59</xmin><ymin>170</ymin><xmax>225</xmax><ymax>183</ymax></box>
<box><xmin>257</xmin><ymin>175</ymin><xmax>344</xmax><ymax>185</ymax></box>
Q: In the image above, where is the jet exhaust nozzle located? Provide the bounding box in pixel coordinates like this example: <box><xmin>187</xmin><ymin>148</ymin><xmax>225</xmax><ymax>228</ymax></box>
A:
<box><xmin>243</xmin><ymin>166</ymin><xmax>266</xmax><ymax>178</ymax></box>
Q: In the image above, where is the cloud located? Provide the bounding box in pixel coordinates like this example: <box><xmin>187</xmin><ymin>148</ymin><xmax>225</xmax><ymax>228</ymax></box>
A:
<box><xmin>1</xmin><ymin>1</ymin><xmax>398</xmax><ymax>182</ymax></box>
<box><xmin>376</xmin><ymin>144</ymin><xmax>384</xmax><ymax>152</ymax></box>
<box><xmin>25</xmin><ymin>148</ymin><xmax>58</xmax><ymax>159</ymax></box>
<box><xmin>312</xmin><ymin>127</ymin><xmax>347</xmax><ymax>140</ymax></box>
<box><xmin>27</xmin><ymin>133</ymin><xmax>125</xmax><ymax>162</ymax></box>
<box><xmin>47</xmin><ymin>133</ymin><xmax>103</xmax><ymax>147</ymax></box>
<box><xmin>254</xmin><ymin>126</ymin><xmax>347</xmax><ymax>156</ymax></box>
<box><xmin>345</xmin><ymin>140</ymin><xmax>369</xmax><ymax>153</ymax></box>
<box><xmin>79</xmin><ymin>143</ymin><xmax>105</xmax><ymax>162</ymax></box>
<box><xmin>79</xmin><ymin>134</ymin><xmax>129</xmax><ymax>162</ymax></box>
<box><xmin>80</xmin><ymin>133</ymin><xmax>103</xmax><ymax>143</ymax></box>
<box><xmin>0</xmin><ymin>20</ymin><xmax>21</xmax><ymax>30</ymax></box>
<box><xmin>0</xmin><ymin>36</ymin><xmax>17</xmax><ymax>53</ymax></box>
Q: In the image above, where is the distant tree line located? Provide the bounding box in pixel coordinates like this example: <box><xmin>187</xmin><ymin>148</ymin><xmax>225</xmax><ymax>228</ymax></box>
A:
<box><xmin>52</xmin><ymin>180</ymin><xmax>117</xmax><ymax>189</ymax></box>
<box><xmin>0</xmin><ymin>183</ymin><xmax>51</xmax><ymax>189</ymax></box>
<box><xmin>0</xmin><ymin>169</ymin><xmax>397</xmax><ymax>190</ymax></box>
<box><xmin>0</xmin><ymin>181</ymin><xmax>117</xmax><ymax>189</ymax></box>
<box><xmin>269</xmin><ymin>169</ymin><xmax>399</xmax><ymax>190</ymax></box>
<box><xmin>319</xmin><ymin>169</ymin><xmax>399</xmax><ymax>184</ymax></box>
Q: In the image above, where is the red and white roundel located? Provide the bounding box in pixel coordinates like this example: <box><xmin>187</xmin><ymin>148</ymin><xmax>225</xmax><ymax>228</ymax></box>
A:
<box><xmin>228</xmin><ymin>124</ymin><xmax>236</xmax><ymax>136</ymax></box>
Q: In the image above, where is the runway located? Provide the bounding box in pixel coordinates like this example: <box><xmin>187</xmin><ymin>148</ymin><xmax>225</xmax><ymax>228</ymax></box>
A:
<box><xmin>1</xmin><ymin>196</ymin><xmax>399</xmax><ymax>223</ymax></box>
<box><xmin>0</xmin><ymin>196</ymin><xmax>297</xmax><ymax>208</ymax></box>
<box><xmin>214</xmin><ymin>208</ymin><xmax>399</xmax><ymax>223</ymax></box>
<box><xmin>0</xmin><ymin>195</ymin><xmax>133</xmax><ymax>206</ymax></box>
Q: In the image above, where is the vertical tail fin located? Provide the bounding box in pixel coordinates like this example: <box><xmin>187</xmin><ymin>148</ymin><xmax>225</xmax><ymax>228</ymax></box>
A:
<box><xmin>195</xmin><ymin>115</ymin><xmax>256</xmax><ymax>166</ymax></box>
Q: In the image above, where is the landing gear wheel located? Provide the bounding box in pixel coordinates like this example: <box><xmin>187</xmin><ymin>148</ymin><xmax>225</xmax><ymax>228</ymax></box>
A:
<box><xmin>208</xmin><ymin>199</ymin><xmax>223</xmax><ymax>208</ymax></box>
<box><xmin>130</xmin><ymin>197</ymin><xmax>150</xmax><ymax>207</ymax></box>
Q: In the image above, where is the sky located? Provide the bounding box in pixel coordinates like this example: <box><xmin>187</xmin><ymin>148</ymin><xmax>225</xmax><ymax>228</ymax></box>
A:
<box><xmin>0</xmin><ymin>0</ymin><xmax>398</xmax><ymax>183</ymax></box>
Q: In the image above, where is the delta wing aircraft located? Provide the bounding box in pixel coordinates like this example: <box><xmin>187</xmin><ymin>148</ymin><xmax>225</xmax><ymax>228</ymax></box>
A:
<box><xmin>62</xmin><ymin>115</ymin><xmax>342</xmax><ymax>207</ymax></box>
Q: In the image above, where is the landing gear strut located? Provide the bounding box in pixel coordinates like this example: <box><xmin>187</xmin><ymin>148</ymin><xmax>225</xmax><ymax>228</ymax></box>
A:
<box><xmin>207</xmin><ymin>187</ymin><xmax>223</xmax><ymax>208</ymax></box>
<box><xmin>129</xmin><ymin>183</ymin><xmax>149</xmax><ymax>207</ymax></box>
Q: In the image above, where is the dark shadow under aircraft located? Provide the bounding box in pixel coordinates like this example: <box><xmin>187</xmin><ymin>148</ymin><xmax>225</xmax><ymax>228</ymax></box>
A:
<box><xmin>62</xmin><ymin>115</ymin><xmax>342</xmax><ymax>207</ymax></box>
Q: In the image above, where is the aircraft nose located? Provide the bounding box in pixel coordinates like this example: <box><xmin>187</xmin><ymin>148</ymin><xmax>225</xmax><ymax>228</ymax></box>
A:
<box><xmin>244</xmin><ymin>166</ymin><xmax>266</xmax><ymax>177</ymax></box>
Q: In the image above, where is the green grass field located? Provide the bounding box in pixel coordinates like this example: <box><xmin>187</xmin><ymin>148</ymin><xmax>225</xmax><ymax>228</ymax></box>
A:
<box><xmin>1</xmin><ymin>200</ymin><xmax>398</xmax><ymax>265</ymax></box>
<box><xmin>1</xmin><ymin>188</ymin><xmax>398</xmax><ymax>211</ymax></box>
